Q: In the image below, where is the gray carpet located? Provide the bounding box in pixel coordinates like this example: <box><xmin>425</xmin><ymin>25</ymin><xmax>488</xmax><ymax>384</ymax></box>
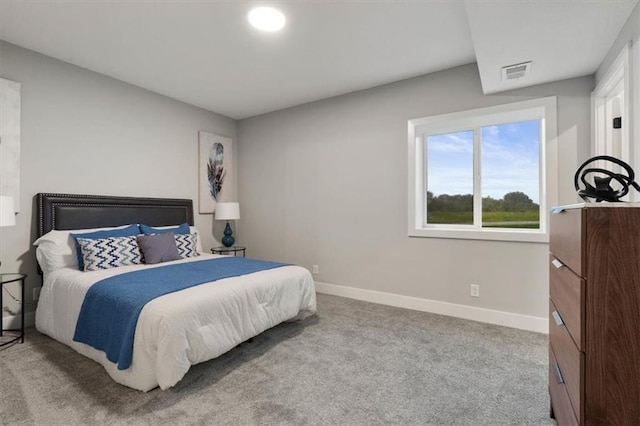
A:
<box><xmin>0</xmin><ymin>294</ymin><xmax>553</xmax><ymax>425</ymax></box>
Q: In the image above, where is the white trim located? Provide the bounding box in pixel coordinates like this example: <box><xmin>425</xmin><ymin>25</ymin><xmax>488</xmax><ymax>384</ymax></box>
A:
<box><xmin>593</xmin><ymin>42</ymin><xmax>629</xmax><ymax>101</ymax></box>
<box><xmin>592</xmin><ymin>43</ymin><xmax>631</xmax><ymax>194</ymax></box>
<box><xmin>2</xmin><ymin>310</ymin><xmax>35</xmax><ymax>330</ymax></box>
<box><xmin>410</xmin><ymin>227</ymin><xmax>549</xmax><ymax>243</ymax></box>
<box><xmin>473</xmin><ymin>127</ymin><xmax>482</xmax><ymax>227</ymax></box>
<box><xmin>315</xmin><ymin>281</ymin><xmax>548</xmax><ymax>334</ymax></box>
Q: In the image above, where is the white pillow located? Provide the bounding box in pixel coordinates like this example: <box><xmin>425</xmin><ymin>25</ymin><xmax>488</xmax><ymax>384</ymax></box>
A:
<box><xmin>34</xmin><ymin>224</ymin><xmax>137</xmax><ymax>274</ymax></box>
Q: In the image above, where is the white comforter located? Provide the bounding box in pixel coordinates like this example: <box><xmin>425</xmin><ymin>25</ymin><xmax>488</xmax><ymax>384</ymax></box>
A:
<box><xmin>35</xmin><ymin>254</ymin><xmax>317</xmax><ymax>391</ymax></box>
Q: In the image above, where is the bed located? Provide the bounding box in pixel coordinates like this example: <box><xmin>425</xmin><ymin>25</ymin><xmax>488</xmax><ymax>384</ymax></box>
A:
<box><xmin>34</xmin><ymin>193</ymin><xmax>317</xmax><ymax>391</ymax></box>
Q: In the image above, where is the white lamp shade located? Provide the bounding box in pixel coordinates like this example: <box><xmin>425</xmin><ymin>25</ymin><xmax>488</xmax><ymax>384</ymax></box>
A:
<box><xmin>215</xmin><ymin>202</ymin><xmax>240</xmax><ymax>220</ymax></box>
<box><xmin>0</xmin><ymin>196</ymin><xmax>16</xmax><ymax>227</ymax></box>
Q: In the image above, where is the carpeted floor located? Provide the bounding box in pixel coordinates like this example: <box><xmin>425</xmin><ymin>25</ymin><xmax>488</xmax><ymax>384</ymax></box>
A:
<box><xmin>0</xmin><ymin>294</ymin><xmax>553</xmax><ymax>425</ymax></box>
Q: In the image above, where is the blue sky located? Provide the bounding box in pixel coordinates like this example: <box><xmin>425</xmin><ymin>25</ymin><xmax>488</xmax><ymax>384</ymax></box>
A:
<box><xmin>427</xmin><ymin>120</ymin><xmax>540</xmax><ymax>204</ymax></box>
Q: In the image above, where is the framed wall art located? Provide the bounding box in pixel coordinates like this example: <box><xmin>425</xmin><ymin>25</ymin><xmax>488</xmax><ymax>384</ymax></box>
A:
<box><xmin>0</xmin><ymin>77</ymin><xmax>21</xmax><ymax>212</ymax></box>
<box><xmin>198</xmin><ymin>131</ymin><xmax>234</xmax><ymax>214</ymax></box>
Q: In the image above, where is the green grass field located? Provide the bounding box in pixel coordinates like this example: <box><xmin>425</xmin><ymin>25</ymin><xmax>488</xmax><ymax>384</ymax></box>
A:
<box><xmin>427</xmin><ymin>210</ymin><xmax>539</xmax><ymax>229</ymax></box>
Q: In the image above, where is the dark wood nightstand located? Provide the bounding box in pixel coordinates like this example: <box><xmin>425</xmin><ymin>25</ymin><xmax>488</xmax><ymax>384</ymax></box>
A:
<box><xmin>211</xmin><ymin>246</ymin><xmax>246</xmax><ymax>257</ymax></box>
<box><xmin>1</xmin><ymin>273</ymin><xmax>26</xmax><ymax>346</ymax></box>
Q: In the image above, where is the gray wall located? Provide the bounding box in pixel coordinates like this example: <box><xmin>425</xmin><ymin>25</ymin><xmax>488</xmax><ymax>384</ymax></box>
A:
<box><xmin>0</xmin><ymin>41</ymin><xmax>237</xmax><ymax>318</ymax></box>
<box><xmin>238</xmin><ymin>63</ymin><xmax>593</xmax><ymax>321</ymax></box>
<box><xmin>0</xmin><ymin>40</ymin><xmax>594</xmax><ymax>326</ymax></box>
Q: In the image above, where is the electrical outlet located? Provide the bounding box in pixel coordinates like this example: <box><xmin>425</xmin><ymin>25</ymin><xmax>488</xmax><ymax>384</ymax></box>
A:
<box><xmin>312</xmin><ymin>265</ymin><xmax>319</xmax><ymax>274</ymax></box>
<box><xmin>470</xmin><ymin>284</ymin><xmax>480</xmax><ymax>298</ymax></box>
<box><xmin>33</xmin><ymin>287</ymin><xmax>41</xmax><ymax>302</ymax></box>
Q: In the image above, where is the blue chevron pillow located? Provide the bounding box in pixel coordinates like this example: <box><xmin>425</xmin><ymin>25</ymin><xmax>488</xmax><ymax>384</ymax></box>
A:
<box><xmin>175</xmin><ymin>234</ymin><xmax>200</xmax><ymax>258</ymax></box>
<box><xmin>71</xmin><ymin>224</ymin><xmax>141</xmax><ymax>270</ymax></box>
<box><xmin>76</xmin><ymin>235</ymin><xmax>143</xmax><ymax>271</ymax></box>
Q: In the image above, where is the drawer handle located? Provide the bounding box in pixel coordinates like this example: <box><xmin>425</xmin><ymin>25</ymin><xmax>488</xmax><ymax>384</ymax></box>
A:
<box><xmin>551</xmin><ymin>259</ymin><xmax>564</xmax><ymax>269</ymax></box>
<box><xmin>553</xmin><ymin>362</ymin><xmax>564</xmax><ymax>384</ymax></box>
<box><xmin>552</xmin><ymin>310</ymin><xmax>564</xmax><ymax>326</ymax></box>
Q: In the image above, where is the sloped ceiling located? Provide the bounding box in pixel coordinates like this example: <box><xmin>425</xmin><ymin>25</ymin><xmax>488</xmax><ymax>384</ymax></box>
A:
<box><xmin>465</xmin><ymin>0</ymin><xmax>638</xmax><ymax>94</ymax></box>
<box><xmin>1</xmin><ymin>0</ymin><xmax>638</xmax><ymax>119</ymax></box>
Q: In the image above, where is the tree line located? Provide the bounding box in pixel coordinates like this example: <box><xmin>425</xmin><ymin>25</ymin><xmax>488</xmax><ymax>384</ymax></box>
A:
<box><xmin>427</xmin><ymin>191</ymin><xmax>539</xmax><ymax>212</ymax></box>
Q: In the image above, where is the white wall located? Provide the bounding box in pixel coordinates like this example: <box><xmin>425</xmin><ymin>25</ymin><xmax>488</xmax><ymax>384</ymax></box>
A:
<box><xmin>0</xmin><ymin>41</ymin><xmax>237</xmax><ymax>320</ymax></box>
<box><xmin>238</xmin><ymin>63</ymin><xmax>593</xmax><ymax>331</ymax></box>
<box><xmin>596</xmin><ymin>1</ymin><xmax>640</xmax><ymax>168</ymax></box>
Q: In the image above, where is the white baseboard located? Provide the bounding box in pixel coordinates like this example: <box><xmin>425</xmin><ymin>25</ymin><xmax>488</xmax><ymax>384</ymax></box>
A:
<box><xmin>2</xmin><ymin>311</ymin><xmax>35</xmax><ymax>330</ymax></box>
<box><xmin>314</xmin><ymin>281</ymin><xmax>548</xmax><ymax>334</ymax></box>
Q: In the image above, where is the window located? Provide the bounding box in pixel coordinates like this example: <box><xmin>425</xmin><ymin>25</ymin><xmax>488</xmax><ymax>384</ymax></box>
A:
<box><xmin>408</xmin><ymin>97</ymin><xmax>557</xmax><ymax>242</ymax></box>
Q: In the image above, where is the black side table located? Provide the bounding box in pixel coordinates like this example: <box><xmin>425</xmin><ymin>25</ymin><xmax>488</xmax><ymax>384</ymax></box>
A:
<box><xmin>1</xmin><ymin>273</ymin><xmax>26</xmax><ymax>346</ymax></box>
<box><xmin>211</xmin><ymin>246</ymin><xmax>246</xmax><ymax>257</ymax></box>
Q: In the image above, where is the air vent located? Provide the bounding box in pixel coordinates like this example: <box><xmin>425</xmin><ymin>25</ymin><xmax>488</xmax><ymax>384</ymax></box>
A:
<box><xmin>501</xmin><ymin>61</ymin><xmax>532</xmax><ymax>81</ymax></box>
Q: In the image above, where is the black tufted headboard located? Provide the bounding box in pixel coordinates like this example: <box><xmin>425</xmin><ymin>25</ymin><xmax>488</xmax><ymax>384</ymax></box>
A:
<box><xmin>36</xmin><ymin>193</ymin><xmax>194</xmax><ymax>238</ymax></box>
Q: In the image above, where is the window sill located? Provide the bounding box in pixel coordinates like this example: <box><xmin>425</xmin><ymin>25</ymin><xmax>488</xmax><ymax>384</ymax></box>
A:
<box><xmin>409</xmin><ymin>227</ymin><xmax>549</xmax><ymax>243</ymax></box>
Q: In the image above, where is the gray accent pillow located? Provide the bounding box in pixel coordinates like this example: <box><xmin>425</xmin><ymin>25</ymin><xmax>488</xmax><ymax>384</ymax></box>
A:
<box><xmin>137</xmin><ymin>232</ymin><xmax>181</xmax><ymax>264</ymax></box>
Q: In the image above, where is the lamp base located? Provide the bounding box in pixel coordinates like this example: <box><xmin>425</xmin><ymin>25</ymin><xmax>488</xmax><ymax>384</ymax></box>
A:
<box><xmin>222</xmin><ymin>222</ymin><xmax>235</xmax><ymax>247</ymax></box>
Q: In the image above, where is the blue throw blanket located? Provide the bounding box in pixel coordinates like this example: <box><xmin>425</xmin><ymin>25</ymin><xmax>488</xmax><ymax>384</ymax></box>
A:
<box><xmin>73</xmin><ymin>257</ymin><xmax>287</xmax><ymax>370</ymax></box>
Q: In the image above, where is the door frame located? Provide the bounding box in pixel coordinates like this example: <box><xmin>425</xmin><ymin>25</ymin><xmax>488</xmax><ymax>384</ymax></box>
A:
<box><xmin>592</xmin><ymin>43</ymin><xmax>631</xmax><ymax>162</ymax></box>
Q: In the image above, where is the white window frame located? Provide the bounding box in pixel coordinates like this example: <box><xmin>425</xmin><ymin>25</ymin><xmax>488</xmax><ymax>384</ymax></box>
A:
<box><xmin>408</xmin><ymin>97</ymin><xmax>558</xmax><ymax>243</ymax></box>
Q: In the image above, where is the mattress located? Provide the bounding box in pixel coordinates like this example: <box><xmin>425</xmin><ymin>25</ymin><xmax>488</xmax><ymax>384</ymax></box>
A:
<box><xmin>35</xmin><ymin>254</ymin><xmax>317</xmax><ymax>391</ymax></box>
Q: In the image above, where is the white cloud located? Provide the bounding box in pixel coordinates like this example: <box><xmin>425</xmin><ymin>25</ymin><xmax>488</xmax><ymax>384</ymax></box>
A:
<box><xmin>427</xmin><ymin>133</ymin><xmax>473</xmax><ymax>154</ymax></box>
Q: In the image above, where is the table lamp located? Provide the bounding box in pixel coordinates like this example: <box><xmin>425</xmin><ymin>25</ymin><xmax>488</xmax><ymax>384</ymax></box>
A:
<box><xmin>215</xmin><ymin>202</ymin><xmax>240</xmax><ymax>247</ymax></box>
<box><xmin>0</xmin><ymin>196</ymin><xmax>16</xmax><ymax>267</ymax></box>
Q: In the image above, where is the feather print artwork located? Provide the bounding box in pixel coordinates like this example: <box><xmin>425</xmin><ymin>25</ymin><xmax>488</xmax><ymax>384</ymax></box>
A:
<box><xmin>207</xmin><ymin>143</ymin><xmax>225</xmax><ymax>201</ymax></box>
<box><xmin>198</xmin><ymin>131</ymin><xmax>233</xmax><ymax>214</ymax></box>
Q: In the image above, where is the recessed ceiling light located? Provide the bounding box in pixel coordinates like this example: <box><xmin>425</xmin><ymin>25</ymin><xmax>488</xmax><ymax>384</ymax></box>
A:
<box><xmin>248</xmin><ymin>7</ymin><xmax>285</xmax><ymax>32</ymax></box>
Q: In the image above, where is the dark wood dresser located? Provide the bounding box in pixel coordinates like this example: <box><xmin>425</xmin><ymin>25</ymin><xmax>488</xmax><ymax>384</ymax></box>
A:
<box><xmin>549</xmin><ymin>204</ymin><xmax>640</xmax><ymax>425</ymax></box>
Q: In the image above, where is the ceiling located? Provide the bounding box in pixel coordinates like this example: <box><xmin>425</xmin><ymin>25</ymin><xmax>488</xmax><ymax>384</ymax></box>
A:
<box><xmin>1</xmin><ymin>0</ymin><xmax>638</xmax><ymax>120</ymax></box>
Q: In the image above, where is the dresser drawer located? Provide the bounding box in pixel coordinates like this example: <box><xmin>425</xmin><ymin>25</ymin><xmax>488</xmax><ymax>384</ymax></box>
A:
<box><xmin>549</xmin><ymin>300</ymin><xmax>583</xmax><ymax>421</ymax></box>
<box><xmin>549</xmin><ymin>255</ymin><xmax>584</xmax><ymax>350</ymax></box>
<box><xmin>550</xmin><ymin>208</ymin><xmax>584</xmax><ymax>276</ymax></box>
<box><xmin>549</xmin><ymin>346</ymin><xmax>579</xmax><ymax>426</ymax></box>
